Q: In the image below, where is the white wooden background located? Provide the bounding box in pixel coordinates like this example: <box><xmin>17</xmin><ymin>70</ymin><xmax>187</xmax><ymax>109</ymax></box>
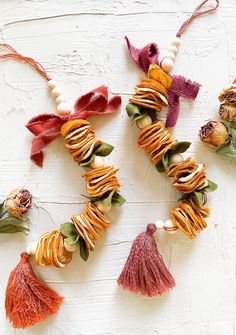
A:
<box><xmin>0</xmin><ymin>1</ymin><xmax>235</xmax><ymax>334</ymax></box>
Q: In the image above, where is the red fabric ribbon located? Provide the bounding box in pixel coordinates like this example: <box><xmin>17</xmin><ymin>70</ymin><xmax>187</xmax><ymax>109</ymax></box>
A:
<box><xmin>125</xmin><ymin>37</ymin><xmax>200</xmax><ymax>127</ymax></box>
<box><xmin>26</xmin><ymin>85</ymin><xmax>121</xmax><ymax>167</ymax></box>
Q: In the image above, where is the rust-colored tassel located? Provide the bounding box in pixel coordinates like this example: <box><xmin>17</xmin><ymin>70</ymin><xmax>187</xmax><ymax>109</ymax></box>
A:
<box><xmin>117</xmin><ymin>224</ymin><xmax>175</xmax><ymax>297</ymax></box>
<box><xmin>5</xmin><ymin>252</ymin><xmax>63</xmax><ymax>329</ymax></box>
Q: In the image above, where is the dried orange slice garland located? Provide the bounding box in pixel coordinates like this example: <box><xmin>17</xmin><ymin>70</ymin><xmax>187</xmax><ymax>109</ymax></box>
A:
<box><xmin>126</xmin><ymin>64</ymin><xmax>217</xmax><ymax>239</ymax></box>
<box><xmin>0</xmin><ymin>44</ymin><xmax>124</xmax><ymax>329</ymax></box>
<box><xmin>117</xmin><ymin>0</ymin><xmax>219</xmax><ymax>298</ymax></box>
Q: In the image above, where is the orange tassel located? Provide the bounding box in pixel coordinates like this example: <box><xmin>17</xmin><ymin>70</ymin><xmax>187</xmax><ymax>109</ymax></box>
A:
<box><xmin>5</xmin><ymin>252</ymin><xmax>63</xmax><ymax>329</ymax></box>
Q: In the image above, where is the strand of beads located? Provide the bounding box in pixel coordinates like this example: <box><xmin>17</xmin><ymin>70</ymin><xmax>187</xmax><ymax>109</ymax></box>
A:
<box><xmin>161</xmin><ymin>37</ymin><xmax>181</xmax><ymax>73</ymax></box>
<box><xmin>47</xmin><ymin>79</ymin><xmax>72</xmax><ymax>115</ymax></box>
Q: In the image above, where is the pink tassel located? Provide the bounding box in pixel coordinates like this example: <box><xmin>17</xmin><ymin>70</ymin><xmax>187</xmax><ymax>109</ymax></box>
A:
<box><xmin>117</xmin><ymin>224</ymin><xmax>175</xmax><ymax>297</ymax></box>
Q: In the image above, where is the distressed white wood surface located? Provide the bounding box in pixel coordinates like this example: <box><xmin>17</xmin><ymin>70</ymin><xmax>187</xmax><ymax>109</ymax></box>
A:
<box><xmin>0</xmin><ymin>1</ymin><xmax>235</xmax><ymax>334</ymax></box>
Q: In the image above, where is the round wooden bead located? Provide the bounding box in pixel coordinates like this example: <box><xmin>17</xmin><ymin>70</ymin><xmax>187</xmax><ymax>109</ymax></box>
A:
<box><xmin>171</xmin><ymin>37</ymin><xmax>181</xmax><ymax>47</ymax></box>
<box><xmin>169</xmin><ymin>153</ymin><xmax>183</xmax><ymax>165</ymax></box>
<box><xmin>56</xmin><ymin>102</ymin><xmax>72</xmax><ymax>115</ymax></box>
<box><xmin>166</xmin><ymin>52</ymin><xmax>176</xmax><ymax>61</ymax></box>
<box><xmin>97</xmin><ymin>202</ymin><xmax>112</xmax><ymax>213</ymax></box>
<box><xmin>90</xmin><ymin>156</ymin><xmax>105</xmax><ymax>169</ymax></box>
<box><xmin>64</xmin><ymin>242</ymin><xmax>78</xmax><ymax>252</ymax></box>
<box><xmin>47</xmin><ymin>79</ymin><xmax>57</xmax><ymax>89</ymax></box>
<box><xmin>155</xmin><ymin>220</ymin><xmax>164</xmax><ymax>229</ymax></box>
<box><xmin>51</xmin><ymin>87</ymin><xmax>62</xmax><ymax>98</ymax></box>
<box><xmin>26</xmin><ymin>241</ymin><xmax>38</xmax><ymax>255</ymax></box>
<box><xmin>56</xmin><ymin>95</ymin><xmax>66</xmax><ymax>104</ymax></box>
<box><xmin>164</xmin><ymin>219</ymin><xmax>178</xmax><ymax>234</ymax></box>
<box><xmin>161</xmin><ymin>58</ymin><xmax>174</xmax><ymax>73</ymax></box>
<box><xmin>136</xmin><ymin>115</ymin><xmax>152</xmax><ymax>129</ymax></box>
<box><xmin>168</xmin><ymin>45</ymin><xmax>178</xmax><ymax>54</ymax></box>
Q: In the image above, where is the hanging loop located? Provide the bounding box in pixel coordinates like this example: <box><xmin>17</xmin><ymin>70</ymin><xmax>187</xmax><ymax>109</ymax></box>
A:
<box><xmin>176</xmin><ymin>0</ymin><xmax>220</xmax><ymax>37</ymax></box>
<box><xmin>0</xmin><ymin>43</ymin><xmax>50</xmax><ymax>80</ymax></box>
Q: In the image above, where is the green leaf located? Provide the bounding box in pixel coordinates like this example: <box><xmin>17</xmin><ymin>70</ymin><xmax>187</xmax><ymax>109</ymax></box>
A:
<box><xmin>64</xmin><ymin>235</ymin><xmax>80</xmax><ymax>245</ymax></box>
<box><xmin>170</xmin><ymin>141</ymin><xmax>191</xmax><ymax>155</ymax></box>
<box><xmin>216</xmin><ymin>142</ymin><xmax>236</xmax><ymax>161</ymax></box>
<box><xmin>223</xmin><ymin>121</ymin><xmax>236</xmax><ymax>146</ymax></box>
<box><xmin>0</xmin><ymin>215</ymin><xmax>30</xmax><ymax>234</ymax></box>
<box><xmin>79</xmin><ymin>154</ymin><xmax>95</xmax><ymax>167</ymax></box>
<box><xmin>95</xmin><ymin>143</ymin><xmax>114</xmax><ymax>157</ymax></box>
<box><xmin>79</xmin><ymin>238</ymin><xmax>89</xmax><ymax>261</ymax></box>
<box><xmin>126</xmin><ymin>103</ymin><xmax>141</xmax><ymax>118</ymax></box>
<box><xmin>156</xmin><ymin>160</ymin><xmax>166</xmax><ymax>172</ymax></box>
<box><xmin>192</xmin><ymin>191</ymin><xmax>205</xmax><ymax>206</ymax></box>
<box><xmin>60</xmin><ymin>222</ymin><xmax>79</xmax><ymax>238</ymax></box>
<box><xmin>202</xmin><ymin>180</ymin><xmax>218</xmax><ymax>193</ymax></box>
<box><xmin>102</xmin><ymin>191</ymin><xmax>115</xmax><ymax>207</ymax></box>
<box><xmin>111</xmin><ymin>192</ymin><xmax>126</xmax><ymax>207</ymax></box>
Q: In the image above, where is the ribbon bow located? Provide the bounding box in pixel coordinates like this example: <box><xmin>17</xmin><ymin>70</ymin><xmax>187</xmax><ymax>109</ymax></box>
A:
<box><xmin>125</xmin><ymin>36</ymin><xmax>200</xmax><ymax>127</ymax></box>
<box><xmin>26</xmin><ymin>85</ymin><xmax>121</xmax><ymax>167</ymax></box>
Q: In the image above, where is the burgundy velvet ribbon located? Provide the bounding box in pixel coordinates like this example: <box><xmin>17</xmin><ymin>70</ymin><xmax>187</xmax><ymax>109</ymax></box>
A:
<box><xmin>26</xmin><ymin>85</ymin><xmax>121</xmax><ymax>167</ymax></box>
<box><xmin>125</xmin><ymin>37</ymin><xmax>200</xmax><ymax>127</ymax></box>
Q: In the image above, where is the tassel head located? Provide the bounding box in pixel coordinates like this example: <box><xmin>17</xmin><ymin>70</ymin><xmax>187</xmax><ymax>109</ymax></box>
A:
<box><xmin>5</xmin><ymin>252</ymin><xmax>63</xmax><ymax>329</ymax></box>
<box><xmin>117</xmin><ymin>224</ymin><xmax>175</xmax><ymax>297</ymax></box>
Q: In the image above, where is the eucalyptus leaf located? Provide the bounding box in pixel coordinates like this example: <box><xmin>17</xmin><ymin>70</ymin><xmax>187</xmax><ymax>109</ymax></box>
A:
<box><xmin>216</xmin><ymin>142</ymin><xmax>236</xmax><ymax>161</ymax></box>
<box><xmin>60</xmin><ymin>222</ymin><xmax>79</xmax><ymax>238</ymax></box>
<box><xmin>95</xmin><ymin>143</ymin><xmax>114</xmax><ymax>157</ymax></box>
<box><xmin>79</xmin><ymin>238</ymin><xmax>89</xmax><ymax>261</ymax></box>
<box><xmin>170</xmin><ymin>141</ymin><xmax>191</xmax><ymax>155</ymax></box>
<box><xmin>0</xmin><ymin>215</ymin><xmax>29</xmax><ymax>234</ymax></box>
<box><xmin>102</xmin><ymin>191</ymin><xmax>115</xmax><ymax>207</ymax></box>
<box><xmin>156</xmin><ymin>160</ymin><xmax>166</xmax><ymax>172</ymax></box>
<box><xmin>126</xmin><ymin>103</ymin><xmax>141</xmax><ymax>118</ymax></box>
<box><xmin>111</xmin><ymin>192</ymin><xmax>126</xmax><ymax>207</ymax></box>
<box><xmin>202</xmin><ymin>180</ymin><xmax>218</xmax><ymax>193</ymax></box>
<box><xmin>64</xmin><ymin>235</ymin><xmax>80</xmax><ymax>245</ymax></box>
<box><xmin>79</xmin><ymin>154</ymin><xmax>95</xmax><ymax>167</ymax></box>
<box><xmin>192</xmin><ymin>191</ymin><xmax>204</xmax><ymax>206</ymax></box>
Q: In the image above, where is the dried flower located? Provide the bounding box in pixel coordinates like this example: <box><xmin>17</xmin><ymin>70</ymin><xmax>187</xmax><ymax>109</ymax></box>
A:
<box><xmin>5</xmin><ymin>189</ymin><xmax>32</xmax><ymax>217</ymax></box>
<box><xmin>199</xmin><ymin>121</ymin><xmax>229</xmax><ymax>147</ymax></box>
<box><xmin>219</xmin><ymin>103</ymin><xmax>236</xmax><ymax>121</ymax></box>
<box><xmin>219</xmin><ymin>85</ymin><xmax>236</xmax><ymax>106</ymax></box>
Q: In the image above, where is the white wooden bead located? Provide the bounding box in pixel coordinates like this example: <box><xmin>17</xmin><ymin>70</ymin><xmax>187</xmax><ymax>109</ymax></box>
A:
<box><xmin>64</xmin><ymin>242</ymin><xmax>78</xmax><ymax>252</ymax></box>
<box><xmin>56</xmin><ymin>95</ymin><xmax>66</xmax><ymax>104</ymax></box>
<box><xmin>26</xmin><ymin>241</ymin><xmax>38</xmax><ymax>255</ymax></box>
<box><xmin>171</xmin><ymin>37</ymin><xmax>181</xmax><ymax>47</ymax></box>
<box><xmin>168</xmin><ymin>45</ymin><xmax>178</xmax><ymax>54</ymax></box>
<box><xmin>90</xmin><ymin>156</ymin><xmax>105</xmax><ymax>169</ymax></box>
<box><xmin>56</xmin><ymin>102</ymin><xmax>72</xmax><ymax>115</ymax></box>
<box><xmin>164</xmin><ymin>219</ymin><xmax>178</xmax><ymax>234</ymax></box>
<box><xmin>161</xmin><ymin>58</ymin><xmax>174</xmax><ymax>73</ymax></box>
<box><xmin>51</xmin><ymin>87</ymin><xmax>62</xmax><ymax>98</ymax></box>
<box><xmin>136</xmin><ymin>115</ymin><xmax>152</xmax><ymax>129</ymax></box>
<box><xmin>155</xmin><ymin>220</ymin><xmax>164</xmax><ymax>229</ymax></box>
<box><xmin>97</xmin><ymin>202</ymin><xmax>112</xmax><ymax>213</ymax></box>
<box><xmin>166</xmin><ymin>52</ymin><xmax>176</xmax><ymax>61</ymax></box>
<box><xmin>47</xmin><ymin>79</ymin><xmax>57</xmax><ymax>89</ymax></box>
<box><xmin>169</xmin><ymin>153</ymin><xmax>184</xmax><ymax>165</ymax></box>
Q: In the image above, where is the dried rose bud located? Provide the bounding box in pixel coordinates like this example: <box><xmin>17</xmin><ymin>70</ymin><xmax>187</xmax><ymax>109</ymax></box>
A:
<box><xmin>5</xmin><ymin>189</ymin><xmax>32</xmax><ymax>217</ymax></box>
<box><xmin>199</xmin><ymin>121</ymin><xmax>229</xmax><ymax>147</ymax></box>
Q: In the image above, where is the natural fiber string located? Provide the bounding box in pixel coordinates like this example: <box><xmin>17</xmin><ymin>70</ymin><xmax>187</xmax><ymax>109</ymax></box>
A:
<box><xmin>176</xmin><ymin>0</ymin><xmax>220</xmax><ymax>37</ymax></box>
<box><xmin>0</xmin><ymin>43</ymin><xmax>50</xmax><ymax>80</ymax></box>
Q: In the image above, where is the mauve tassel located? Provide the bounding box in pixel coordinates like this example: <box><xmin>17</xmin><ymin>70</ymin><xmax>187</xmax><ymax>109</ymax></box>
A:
<box><xmin>5</xmin><ymin>252</ymin><xmax>63</xmax><ymax>329</ymax></box>
<box><xmin>117</xmin><ymin>224</ymin><xmax>175</xmax><ymax>297</ymax></box>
